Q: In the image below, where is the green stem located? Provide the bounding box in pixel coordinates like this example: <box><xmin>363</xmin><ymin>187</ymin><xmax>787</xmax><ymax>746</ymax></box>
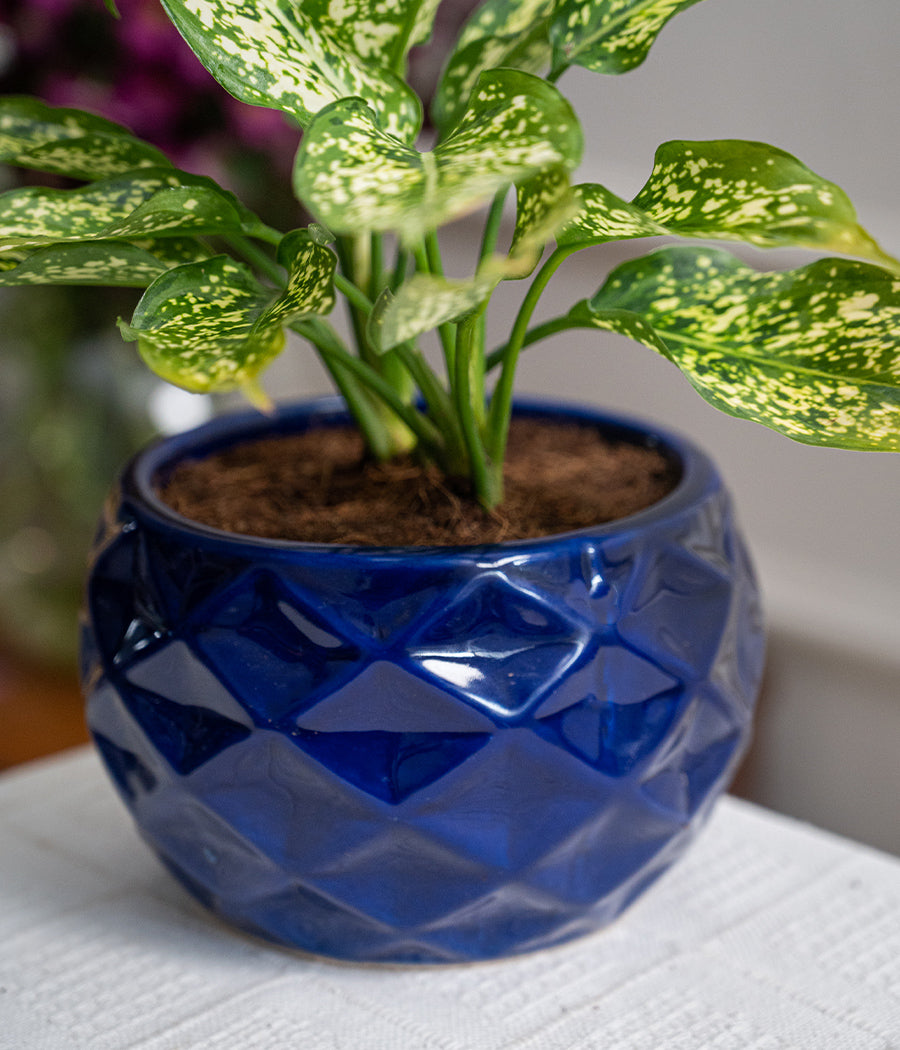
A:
<box><xmin>413</xmin><ymin>238</ymin><xmax>456</xmax><ymax>372</ymax></box>
<box><xmin>224</xmin><ymin>234</ymin><xmax>286</xmax><ymax>288</ymax></box>
<box><xmin>487</xmin><ymin>245</ymin><xmax>579</xmax><ymax>465</ymax></box>
<box><xmin>295</xmin><ymin>319</ymin><xmax>394</xmax><ymax>459</ymax></box>
<box><xmin>292</xmin><ymin>320</ymin><xmax>444</xmax><ymax>456</ymax></box>
<box><xmin>470</xmin><ymin>189</ymin><xmax>509</xmax><ymax>424</ymax></box>
<box><xmin>424</xmin><ymin>230</ymin><xmax>444</xmax><ymax>276</ymax></box>
<box><xmin>352</xmin><ymin>234</ymin><xmax>372</xmax><ymax>298</ymax></box>
<box><xmin>546</xmin><ymin>63</ymin><xmax>568</xmax><ymax>85</ymax></box>
<box><xmin>393</xmin><ymin>342</ymin><xmax>467</xmax><ymax>468</ymax></box>
<box><xmin>244</xmin><ymin>223</ymin><xmax>284</xmax><ymax>247</ymax></box>
<box><xmin>333</xmin><ymin>272</ymin><xmax>374</xmax><ymax>315</ymax></box>
<box><xmin>336</xmin><ymin>238</ymin><xmax>417</xmax><ymax>448</ymax></box>
<box><xmin>370</xmin><ymin>233</ymin><xmax>384</xmax><ymax>299</ymax></box>
<box><xmin>390</xmin><ymin>246</ymin><xmax>409</xmax><ymax>292</ymax></box>
<box><xmin>335</xmin><ymin>234</ymin><xmax>378</xmax><ymax>373</ymax></box>
<box><xmin>478</xmin><ymin>188</ymin><xmax>508</xmax><ymax>265</ymax></box>
<box><xmin>485</xmin><ymin>315</ymin><xmax>579</xmax><ymax>371</ymax></box>
<box><xmin>455</xmin><ymin>311</ymin><xmax>498</xmax><ymax>507</ymax></box>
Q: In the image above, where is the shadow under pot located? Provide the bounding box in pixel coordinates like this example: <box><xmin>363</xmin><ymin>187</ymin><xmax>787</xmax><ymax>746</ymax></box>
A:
<box><xmin>81</xmin><ymin>398</ymin><xmax>765</xmax><ymax>964</ymax></box>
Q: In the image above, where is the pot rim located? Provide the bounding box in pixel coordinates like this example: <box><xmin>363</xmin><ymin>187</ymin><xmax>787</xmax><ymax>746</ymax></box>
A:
<box><xmin>122</xmin><ymin>396</ymin><xmax>721</xmax><ymax>558</ymax></box>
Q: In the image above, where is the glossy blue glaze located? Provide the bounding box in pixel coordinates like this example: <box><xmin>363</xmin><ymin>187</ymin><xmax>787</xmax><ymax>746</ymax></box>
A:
<box><xmin>81</xmin><ymin>399</ymin><xmax>765</xmax><ymax>963</ymax></box>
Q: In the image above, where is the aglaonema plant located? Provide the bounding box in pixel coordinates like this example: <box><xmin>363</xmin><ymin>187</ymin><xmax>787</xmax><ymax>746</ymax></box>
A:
<box><xmin>0</xmin><ymin>0</ymin><xmax>898</xmax><ymax>510</ymax></box>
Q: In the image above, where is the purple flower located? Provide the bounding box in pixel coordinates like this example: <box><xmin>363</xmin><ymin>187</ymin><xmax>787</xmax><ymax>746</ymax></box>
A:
<box><xmin>0</xmin><ymin>0</ymin><xmax>300</xmax><ymax>214</ymax></box>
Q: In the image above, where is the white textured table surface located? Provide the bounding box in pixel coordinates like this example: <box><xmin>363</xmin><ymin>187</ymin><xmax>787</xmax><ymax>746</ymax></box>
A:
<box><xmin>1</xmin><ymin>748</ymin><xmax>899</xmax><ymax>1050</ymax></box>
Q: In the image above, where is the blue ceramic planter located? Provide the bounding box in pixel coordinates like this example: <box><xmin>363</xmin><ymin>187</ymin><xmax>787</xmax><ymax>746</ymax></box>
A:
<box><xmin>81</xmin><ymin>399</ymin><xmax>765</xmax><ymax>963</ymax></box>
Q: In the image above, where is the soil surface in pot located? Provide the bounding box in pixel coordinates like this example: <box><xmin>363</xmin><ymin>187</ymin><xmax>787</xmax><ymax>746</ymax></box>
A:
<box><xmin>159</xmin><ymin>418</ymin><xmax>680</xmax><ymax>546</ymax></box>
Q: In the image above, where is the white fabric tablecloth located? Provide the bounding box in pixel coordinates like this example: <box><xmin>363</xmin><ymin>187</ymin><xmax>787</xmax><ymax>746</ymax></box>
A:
<box><xmin>1</xmin><ymin>747</ymin><xmax>898</xmax><ymax>1049</ymax></box>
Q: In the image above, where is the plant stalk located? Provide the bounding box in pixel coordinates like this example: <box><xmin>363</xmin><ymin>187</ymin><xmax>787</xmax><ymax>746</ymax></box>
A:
<box><xmin>224</xmin><ymin>234</ymin><xmax>286</xmax><ymax>288</ymax></box>
<box><xmin>487</xmin><ymin>245</ymin><xmax>578</xmax><ymax>466</ymax></box>
<box><xmin>293</xmin><ymin>319</ymin><xmax>444</xmax><ymax>457</ymax></box>
<box><xmin>485</xmin><ymin>315</ymin><xmax>580</xmax><ymax>371</ymax></box>
<box><xmin>413</xmin><ymin>238</ymin><xmax>456</xmax><ymax>372</ymax></box>
<box><xmin>454</xmin><ymin>311</ymin><xmax>499</xmax><ymax>507</ymax></box>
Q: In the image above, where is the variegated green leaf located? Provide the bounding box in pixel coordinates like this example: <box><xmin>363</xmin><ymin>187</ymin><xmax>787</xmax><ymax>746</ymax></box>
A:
<box><xmin>511</xmin><ymin>164</ymin><xmax>577</xmax><ymax>275</ymax></box>
<box><xmin>407</xmin><ymin>0</ymin><xmax>443</xmax><ymax>53</ymax></box>
<box><xmin>0</xmin><ymin>169</ymin><xmax>267</xmax><ymax>250</ymax></box>
<box><xmin>160</xmin><ymin>0</ymin><xmax>420</xmax><ymax>142</ymax></box>
<box><xmin>368</xmin><ymin>272</ymin><xmax>496</xmax><ymax>351</ymax></box>
<box><xmin>0</xmin><ymin>97</ymin><xmax>169</xmax><ymax>180</ymax></box>
<box><xmin>0</xmin><ymin>236</ymin><xmax>213</xmax><ymax>286</ymax></box>
<box><xmin>119</xmin><ymin>257</ymin><xmax>284</xmax><ymax>397</ymax></box>
<box><xmin>432</xmin><ymin>0</ymin><xmax>553</xmax><ymax>133</ymax></box>
<box><xmin>0</xmin><ymin>241</ymin><xmax>169</xmax><ymax>286</ymax></box>
<box><xmin>549</xmin><ymin>0</ymin><xmax>705</xmax><ymax>78</ymax></box>
<box><xmin>632</xmin><ymin>140</ymin><xmax>899</xmax><ymax>268</ymax></box>
<box><xmin>295</xmin><ymin>69</ymin><xmax>582</xmax><ymax>244</ymax></box>
<box><xmin>131</xmin><ymin>237</ymin><xmax>215</xmax><ymax>268</ymax></box>
<box><xmin>558</xmin><ymin>181</ymin><xmax>667</xmax><ymax>244</ymax></box>
<box><xmin>569</xmin><ymin>246</ymin><xmax>900</xmax><ymax>451</ymax></box>
<box><xmin>559</xmin><ymin>140</ymin><xmax>900</xmax><ymax>272</ymax></box>
<box><xmin>369</xmin><ymin>178</ymin><xmax>575</xmax><ymax>350</ymax></box>
<box><xmin>301</xmin><ymin>0</ymin><xmax>441</xmax><ymax>70</ymax></box>
<box><xmin>267</xmin><ymin>229</ymin><xmax>338</xmax><ymax>327</ymax></box>
<box><xmin>119</xmin><ymin>233</ymin><xmax>336</xmax><ymax>396</ymax></box>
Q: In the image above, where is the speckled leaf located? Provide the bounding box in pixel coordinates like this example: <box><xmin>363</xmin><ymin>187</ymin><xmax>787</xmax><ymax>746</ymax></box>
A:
<box><xmin>559</xmin><ymin>141</ymin><xmax>900</xmax><ymax>271</ymax></box>
<box><xmin>301</xmin><ymin>0</ymin><xmax>441</xmax><ymax>70</ymax></box>
<box><xmin>119</xmin><ymin>233</ymin><xmax>335</xmax><ymax>395</ymax></box>
<box><xmin>0</xmin><ymin>236</ymin><xmax>213</xmax><ymax>286</ymax></box>
<box><xmin>369</xmin><ymin>273</ymin><xmax>496</xmax><ymax>351</ymax></box>
<box><xmin>295</xmin><ymin>69</ymin><xmax>582</xmax><ymax>243</ymax></box>
<box><xmin>549</xmin><ymin>0</ymin><xmax>705</xmax><ymax>77</ymax></box>
<box><xmin>557</xmin><ymin>181</ymin><xmax>667</xmax><ymax>245</ymax></box>
<box><xmin>160</xmin><ymin>0</ymin><xmax>420</xmax><ymax>142</ymax></box>
<box><xmin>571</xmin><ymin>246</ymin><xmax>900</xmax><ymax>451</ymax></box>
<box><xmin>432</xmin><ymin>0</ymin><xmax>553</xmax><ymax>133</ymax></box>
<box><xmin>103</xmin><ymin>186</ymin><xmax>264</xmax><ymax>240</ymax></box>
<box><xmin>369</xmin><ymin>181</ymin><xmax>573</xmax><ymax>350</ymax></box>
<box><xmin>407</xmin><ymin>0</ymin><xmax>443</xmax><ymax>53</ymax></box>
<box><xmin>0</xmin><ymin>169</ymin><xmax>267</xmax><ymax>250</ymax></box>
<box><xmin>131</xmin><ymin>237</ymin><xmax>214</xmax><ymax>267</ymax></box>
<box><xmin>632</xmin><ymin>140</ymin><xmax>899</xmax><ymax>267</ymax></box>
<box><xmin>266</xmin><ymin>228</ymin><xmax>337</xmax><ymax>327</ymax></box>
<box><xmin>511</xmin><ymin>164</ymin><xmax>578</xmax><ymax>274</ymax></box>
<box><xmin>0</xmin><ymin>97</ymin><xmax>168</xmax><ymax>180</ymax></box>
<box><xmin>0</xmin><ymin>241</ymin><xmax>170</xmax><ymax>286</ymax></box>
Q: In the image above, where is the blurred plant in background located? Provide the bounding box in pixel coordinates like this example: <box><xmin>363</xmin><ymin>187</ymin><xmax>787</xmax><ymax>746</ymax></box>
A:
<box><xmin>0</xmin><ymin>0</ymin><xmax>478</xmax><ymax>667</ymax></box>
<box><xmin>0</xmin><ymin>0</ymin><xmax>303</xmax><ymax>666</ymax></box>
<box><xmin>0</xmin><ymin>0</ymin><xmax>302</xmax><ymax>216</ymax></box>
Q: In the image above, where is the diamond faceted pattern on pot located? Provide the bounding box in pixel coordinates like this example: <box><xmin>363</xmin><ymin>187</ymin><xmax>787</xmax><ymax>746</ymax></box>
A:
<box><xmin>289</xmin><ymin>659</ymin><xmax>497</xmax><ymax>804</ymax></box>
<box><xmin>262</xmin><ymin>559</ymin><xmax>457</xmax><ymax>648</ymax></box>
<box><xmin>663</xmin><ymin>489</ymin><xmax>736</xmax><ymax>577</ymax></box>
<box><xmin>534</xmin><ymin>643</ymin><xmax>684</xmax><ymax>775</ymax></box>
<box><xmin>117</xmin><ymin>639</ymin><xmax>255</xmax><ymax>775</ymax></box>
<box><xmin>146</xmin><ymin>533</ymin><xmax>257</xmax><ymax>630</ymax></box>
<box><xmin>404</xmin><ymin>725</ymin><xmax>617</xmax><ymax>873</ymax></box>
<box><xmin>607</xmin><ymin>538</ymin><xmax>735</xmax><ymax>679</ymax></box>
<box><xmin>88</xmin><ymin>525</ymin><xmax>167</xmax><ymax>670</ymax></box>
<box><xmin>405</xmin><ymin>572</ymin><xmax>592</xmax><ymax>719</ymax></box>
<box><xmin>187</xmin><ymin>568</ymin><xmax>368</xmax><ymax>725</ymax></box>
<box><xmin>638</xmin><ymin>684</ymin><xmax>750</xmax><ymax>822</ymax></box>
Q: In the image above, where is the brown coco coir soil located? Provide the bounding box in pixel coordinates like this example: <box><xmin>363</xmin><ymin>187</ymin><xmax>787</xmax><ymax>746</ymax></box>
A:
<box><xmin>158</xmin><ymin>417</ymin><xmax>680</xmax><ymax>546</ymax></box>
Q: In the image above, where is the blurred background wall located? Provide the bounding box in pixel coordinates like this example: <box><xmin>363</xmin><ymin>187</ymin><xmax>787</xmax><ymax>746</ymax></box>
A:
<box><xmin>1</xmin><ymin>0</ymin><xmax>897</xmax><ymax>852</ymax></box>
